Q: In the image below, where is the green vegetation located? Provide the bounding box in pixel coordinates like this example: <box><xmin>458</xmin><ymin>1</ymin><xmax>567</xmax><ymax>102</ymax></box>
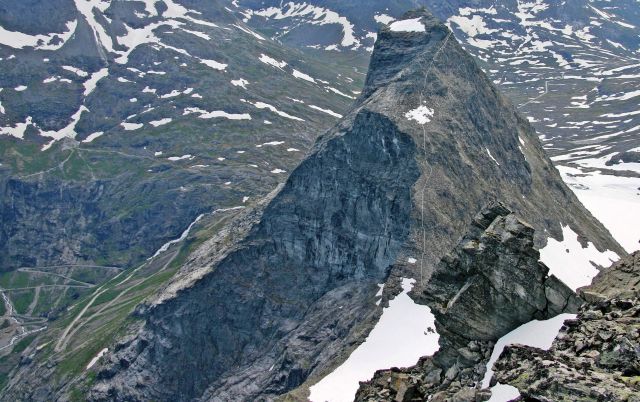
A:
<box><xmin>12</xmin><ymin>334</ymin><xmax>37</xmax><ymax>355</ymax></box>
<box><xmin>50</xmin><ymin>208</ymin><xmax>243</xmax><ymax>381</ymax></box>
<box><xmin>0</xmin><ymin>371</ymin><xmax>8</xmax><ymax>393</ymax></box>
<box><xmin>0</xmin><ymin>271</ymin><xmax>32</xmax><ymax>289</ymax></box>
<box><xmin>10</xmin><ymin>290</ymin><xmax>35</xmax><ymax>315</ymax></box>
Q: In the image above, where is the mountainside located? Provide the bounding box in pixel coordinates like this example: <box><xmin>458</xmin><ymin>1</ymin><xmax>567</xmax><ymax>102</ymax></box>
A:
<box><xmin>235</xmin><ymin>0</ymin><xmax>640</xmax><ymax>251</ymax></box>
<box><xmin>0</xmin><ymin>0</ymin><xmax>359</xmax><ymax>273</ymax></box>
<box><xmin>2</xmin><ymin>0</ymin><xmax>638</xmax><ymax>274</ymax></box>
<box><xmin>1</xmin><ymin>9</ymin><xmax>624</xmax><ymax>401</ymax></box>
<box><xmin>1</xmin><ymin>0</ymin><xmax>638</xmax><ymax>350</ymax></box>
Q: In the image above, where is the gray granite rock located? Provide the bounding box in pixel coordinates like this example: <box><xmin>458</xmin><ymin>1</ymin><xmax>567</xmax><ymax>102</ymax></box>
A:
<box><xmin>491</xmin><ymin>251</ymin><xmax>640</xmax><ymax>401</ymax></box>
<box><xmin>355</xmin><ymin>203</ymin><xmax>579</xmax><ymax>402</ymax></box>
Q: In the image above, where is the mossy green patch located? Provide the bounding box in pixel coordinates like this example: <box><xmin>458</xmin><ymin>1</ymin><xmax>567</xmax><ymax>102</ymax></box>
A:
<box><xmin>10</xmin><ymin>289</ymin><xmax>35</xmax><ymax>315</ymax></box>
<box><xmin>12</xmin><ymin>334</ymin><xmax>37</xmax><ymax>355</ymax></box>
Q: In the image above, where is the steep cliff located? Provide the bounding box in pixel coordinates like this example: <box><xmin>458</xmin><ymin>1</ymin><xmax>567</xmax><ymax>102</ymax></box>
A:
<box><xmin>4</xmin><ymin>8</ymin><xmax>624</xmax><ymax>401</ymax></box>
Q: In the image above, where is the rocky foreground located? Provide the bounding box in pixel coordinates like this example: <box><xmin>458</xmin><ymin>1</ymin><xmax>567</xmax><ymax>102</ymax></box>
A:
<box><xmin>493</xmin><ymin>251</ymin><xmax>640</xmax><ymax>401</ymax></box>
<box><xmin>355</xmin><ymin>203</ymin><xmax>579</xmax><ymax>401</ymax></box>
<box><xmin>356</xmin><ymin>245</ymin><xmax>639</xmax><ymax>401</ymax></box>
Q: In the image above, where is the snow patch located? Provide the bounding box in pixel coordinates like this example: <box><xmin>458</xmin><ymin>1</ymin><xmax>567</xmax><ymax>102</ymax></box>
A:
<box><xmin>259</xmin><ymin>54</ymin><xmax>287</xmax><ymax>69</ymax></box>
<box><xmin>233</xmin><ymin>23</ymin><xmax>265</xmax><ymax>40</ymax></box>
<box><xmin>448</xmin><ymin>15</ymin><xmax>497</xmax><ymax>38</ymax></box>
<box><xmin>486</xmin><ymin>148</ymin><xmax>500</xmax><ymax>166</ymax></box>
<box><xmin>149</xmin><ymin>118</ymin><xmax>172</xmax><ymax>127</ymax></box>
<box><xmin>83</xmin><ymin>68</ymin><xmax>109</xmax><ymax>97</ymax></box>
<box><xmin>39</xmin><ymin>106</ymin><xmax>89</xmax><ymax>149</ymax></box>
<box><xmin>405</xmin><ymin>105</ymin><xmax>434</xmax><ymax>124</ymax></box>
<box><xmin>82</xmin><ymin>131</ymin><xmax>104</xmax><ymax>143</ymax></box>
<box><xmin>374</xmin><ymin>14</ymin><xmax>396</xmax><ymax>25</ymax></box>
<box><xmin>308</xmin><ymin>105</ymin><xmax>342</xmax><ymax>118</ymax></box>
<box><xmin>0</xmin><ymin>19</ymin><xmax>78</xmax><ymax>50</ymax></box>
<box><xmin>257</xmin><ymin>141</ymin><xmax>285</xmax><ymax>147</ymax></box>
<box><xmin>255</xmin><ymin>3</ymin><xmax>359</xmax><ymax>48</ymax></box>
<box><xmin>121</xmin><ymin>122</ymin><xmax>143</xmax><ymax>131</ymax></box>
<box><xmin>183</xmin><ymin>107</ymin><xmax>251</xmax><ymax>120</ymax></box>
<box><xmin>389</xmin><ymin>18</ymin><xmax>425</xmax><ymax>33</ymax></box>
<box><xmin>200</xmin><ymin>59</ymin><xmax>227</xmax><ymax>71</ymax></box>
<box><xmin>246</xmin><ymin>101</ymin><xmax>304</xmax><ymax>121</ymax></box>
<box><xmin>86</xmin><ymin>348</ymin><xmax>108</xmax><ymax>370</ymax></box>
<box><xmin>151</xmin><ymin>212</ymin><xmax>204</xmax><ymax>258</ymax></box>
<box><xmin>309</xmin><ymin>278</ymin><xmax>439</xmax><ymax>402</ymax></box>
<box><xmin>0</xmin><ymin>116</ymin><xmax>33</xmax><ymax>139</ymax></box>
<box><xmin>482</xmin><ymin>314</ymin><xmax>576</xmax><ymax>401</ymax></box>
<box><xmin>231</xmin><ymin>78</ymin><xmax>249</xmax><ymax>89</ymax></box>
<box><xmin>292</xmin><ymin>69</ymin><xmax>316</xmax><ymax>83</ymax></box>
<box><xmin>167</xmin><ymin>154</ymin><xmax>193</xmax><ymax>161</ymax></box>
<box><xmin>62</xmin><ymin>65</ymin><xmax>89</xmax><ymax>77</ymax></box>
<box><xmin>540</xmin><ymin>225</ymin><xmax>618</xmax><ymax>291</ymax></box>
<box><xmin>326</xmin><ymin>86</ymin><xmax>355</xmax><ymax>99</ymax></box>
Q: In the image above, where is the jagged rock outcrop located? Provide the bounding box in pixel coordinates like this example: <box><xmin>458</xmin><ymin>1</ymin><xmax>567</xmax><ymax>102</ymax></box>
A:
<box><xmin>491</xmin><ymin>251</ymin><xmax>640</xmax><ymax>401</ymax></box>
<box><xmin>4</xmin><ymin>8</ymin><xmax>624</xmax><ymax>401</ymax></box>
<box><xmin>355</xmin><ymin>203</ymin><xmax>579</xmax><ymax>402</ymax></box>
<box><xmin>583</xmin><ymin>250</ymin><xmax>640</xmax><ymax>301</ymax></box>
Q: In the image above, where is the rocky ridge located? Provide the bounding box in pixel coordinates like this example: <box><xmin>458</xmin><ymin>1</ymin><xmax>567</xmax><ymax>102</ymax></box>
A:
<box><xmin>492</xmin><ymin>251</ymin><xmax>640</xmax><ymax>401</ymax></box>
<box><xmin>355</xmin><ymin>203</ymin><xmax>580</xmax><ymax>402</ymax></box>
<box><xmin>238</xmin><ymin>0</ymin><xmax>640</xmax><ymax>253</ymax></box>
<box><xmin>1</xmin><ymin>8</ymin><xmax>624</xmax><ymax>401</ymax></box>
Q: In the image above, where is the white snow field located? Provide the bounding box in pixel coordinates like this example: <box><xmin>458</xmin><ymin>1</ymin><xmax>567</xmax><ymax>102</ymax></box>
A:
<box><xmin>558</xmin><ymin>165</ymin><xmax>640</xmax><ymax>253</ymax></box>
<box><xmin>389</xmin><ymin>18</ymin><xmax>426</xmax><ymax>33</ymax></box>
<box><xmin>540</xmin><ymin>225</ymin><xmax>619</xmax><ymax>291</ymax></box>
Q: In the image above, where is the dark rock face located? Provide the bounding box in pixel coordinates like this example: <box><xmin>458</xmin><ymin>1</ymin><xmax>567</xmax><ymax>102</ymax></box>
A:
<box><xmin>90</xmin><ymin>110</ymin><xmax>420</xmax><ymax>401</ymax></box>
<box><xmin>0</xmin><ymin>172</ymin><xmax>226</xmax><ymax>271</ymax></box>
<box><xmin>419</xmin><ymin>203</ymin><xmax>580</xmax><ymax>363</ymax></box>
<box><xmin>355</xmin><ymin>203</ymin><xmax>579</xmax><ymax>402</ymax></box>
<box><xmin>492</xmin><ymin>251</ymin><xmax>640</xmax><ymax>401</ymax></box>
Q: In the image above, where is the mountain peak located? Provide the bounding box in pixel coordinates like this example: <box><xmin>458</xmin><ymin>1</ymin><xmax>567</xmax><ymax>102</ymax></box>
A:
<box><xmin>362</xmin><ymin>8</ymin><xmax>450</xmax><ymax>98</ymax></box>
